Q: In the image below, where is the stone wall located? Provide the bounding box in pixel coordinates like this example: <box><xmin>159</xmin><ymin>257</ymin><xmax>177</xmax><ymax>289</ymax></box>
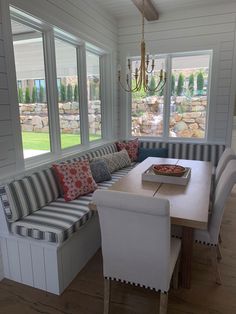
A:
<box><xmin>19</xmin><ymin>101</ymin><xmax>101</xmax><ymax>135</ymax></box>
<box><xmin>132</xmin><ymin>96</ymin><xmax>207</xmax><ymax>138</ymax></box>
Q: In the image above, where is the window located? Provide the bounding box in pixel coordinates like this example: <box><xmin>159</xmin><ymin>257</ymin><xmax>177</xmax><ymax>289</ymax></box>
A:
<box><xmin>55</xmin><ymin>38</ymin><xmax>81</xmax><ymax>149</ymax></box>
<box><xmin>132</xmin><ymin>58</ymin><xmax>166</xmax><ymax>137</ymax></box>
<box><xmin>86</xmin><ymin>51</ymin><xmax>102</xmax><ymax>142</ymax></box>
<box><xmin>12</xmin><ymin>21</ymin><xmax>51</xmax><ymax>159</ymax></box>
<box><xmin>11</xmin><ymin>7</ymin><xmax>108</xmax><ymax>164</ymax></box>
<box><xmin>131</xmin><ymin>52</ymin><xmax>211</xmax><ymax>140</ymax></box>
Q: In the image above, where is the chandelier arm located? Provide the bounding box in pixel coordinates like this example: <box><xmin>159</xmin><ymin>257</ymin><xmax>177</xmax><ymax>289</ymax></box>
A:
<box><xmin>118</xmin><ymin>78</ymin><xmax>137</xmax><ymax>93</ymax></box>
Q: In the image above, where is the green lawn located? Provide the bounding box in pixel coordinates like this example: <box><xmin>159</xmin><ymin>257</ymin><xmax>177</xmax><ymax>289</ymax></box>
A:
<box><xmin>22</xmin><ymin>132</ymin><xmax>101</xmax><ymax>150</ymax></box>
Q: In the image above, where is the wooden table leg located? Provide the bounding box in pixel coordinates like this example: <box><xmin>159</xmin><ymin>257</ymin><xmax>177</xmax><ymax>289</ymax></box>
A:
<box><xmin>181</xmin><ymin>226</ymin><xmax>194</xmax><ymax>289</ymax></box>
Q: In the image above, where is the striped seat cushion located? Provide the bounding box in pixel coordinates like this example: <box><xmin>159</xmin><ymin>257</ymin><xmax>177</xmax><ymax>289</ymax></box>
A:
<box><xmin>10</xmin><ymin>163</ymin><xmax>137</xmax><ymax>243</ymax></box>
<box><xmin>4</xmin><ymin>168</ymin><xmax>60</xmax><ymax>223</ymax></box>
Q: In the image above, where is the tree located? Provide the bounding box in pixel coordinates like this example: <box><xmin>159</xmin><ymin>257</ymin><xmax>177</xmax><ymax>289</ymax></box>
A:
<box><xmin>176</xmin><ymin>73</ymin><xmax>184</xmax><ymax>96</ymax></box>
<box><xmin>32</xmin><ymin>86</ymin><xmax>38</xmax><ymax>103</ymax></box>
<box><xmin>148</xmin><ymin>76</ymin><xmax>156</xmax><ymax>96</ymax></box>
<box><xmin>67</xmin><ymin>84</ymin><xmax>73</xmax><ymax>102</ymax></box>
<box><xmin>171</xmin><ymin>74</ymin><xmax>175</xmax><ymax>95</ymax></box>
<box><xmin>197</xmin><ymin>72</ymin><xmax>204</xmax><ymax>95</ymax></box>
<box><xmin>60</xmin><ymin>84</ymin><xmax>66</xmax><ymax>102</ymax></box>
<box><xmin>74</xmin><ymin>84</ymin><xmax>78</xmax><ymax>101</ymax></box>
<box><xmin>39</xmin><ymin>86</ymin><xmax>45</xmax><ymax>103</ymax></box>
<box><xmin>188</xmin><ymin>73</ymin><xmax>194</xmax><ymax>96</ymax></box>
<box><xmin>18</xmin><ymin>87</ymin><xmax>24</xmax><ymax>103</ymax></box>
<box><xmin>25</xmin><ymin>87</ymin><xmax>31</xmax><ymax>104</ymax></box>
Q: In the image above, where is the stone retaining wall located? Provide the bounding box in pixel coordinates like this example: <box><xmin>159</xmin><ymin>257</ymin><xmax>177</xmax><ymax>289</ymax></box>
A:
<box><xmin>19</xmin><ymin>101</ymin><xmax>101</xmax><ymax>135</ymax></box>
<box><xmin>132</xmin><ymin>96</ymin><xmax>207</xmax><ymax>138</ymax></box>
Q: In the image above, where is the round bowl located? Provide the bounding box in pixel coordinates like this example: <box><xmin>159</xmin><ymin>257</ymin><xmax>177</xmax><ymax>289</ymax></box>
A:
<box><xmin>152</xmin><ymin>164</ymin><xmax>186</xmax><ymax>177</ymax></box>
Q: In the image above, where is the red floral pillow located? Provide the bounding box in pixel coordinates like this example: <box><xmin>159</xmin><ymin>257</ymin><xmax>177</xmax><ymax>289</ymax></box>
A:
<box><xmin>116</xmin><ymin>138</ymin><xmax>139</xmax><ymax>161</ymax></box>
<box><xmin>53</xmin><ymin>160</ymin><xmax>97</xmax><ymax>201</ymax></box>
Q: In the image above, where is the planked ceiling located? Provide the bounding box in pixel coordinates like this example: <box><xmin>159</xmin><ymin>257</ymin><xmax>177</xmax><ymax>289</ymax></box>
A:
<box><xmin>92</xmin><ymin>0</ymin><xmax>236</xmax><ymax>20</ymax></box>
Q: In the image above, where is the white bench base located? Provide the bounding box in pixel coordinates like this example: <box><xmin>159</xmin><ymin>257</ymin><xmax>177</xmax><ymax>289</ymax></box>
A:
<box><xmin>0</xmin><ymin>214</ymin><xmax>100</xmax><ymax>295</ymax></box>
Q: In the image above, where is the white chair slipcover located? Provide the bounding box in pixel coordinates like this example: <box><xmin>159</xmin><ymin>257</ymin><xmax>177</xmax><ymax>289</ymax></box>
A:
<box><xmin>214</xmin><ymin>147</ymin><xmax>236</xmax><ymax>187</ymax></box>
<box><xmin>93</xmin><ymin>189</ymin><xmax>181</xmax><ymax>314</ymax></box>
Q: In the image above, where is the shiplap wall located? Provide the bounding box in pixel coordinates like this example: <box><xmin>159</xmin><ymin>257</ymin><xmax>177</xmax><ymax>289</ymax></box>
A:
<box><xmin>0</xmin><ymin>1</ymin><xmax>22</xmax><ymax>182</ymax></box>
<box><xmin>118</xmin><ymin>3</ymin><xmax>236</xmax><ymax>144</ymax></box>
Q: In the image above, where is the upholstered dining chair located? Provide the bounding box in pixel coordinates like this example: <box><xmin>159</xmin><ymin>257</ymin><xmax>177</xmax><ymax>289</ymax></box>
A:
<box><xmin>93</xmin><ymin>190</ymin><xmax>181</xmax><ymax>314</ymax></box>
<box><xmin>214</xmin><ymin>147</ymin><xmax>236</xmax><ymax>188</ymax></box>
<box><xmin>194</xmin><ymin>159</ymin><xmax>236</xmax><ymax>284</ymax></box>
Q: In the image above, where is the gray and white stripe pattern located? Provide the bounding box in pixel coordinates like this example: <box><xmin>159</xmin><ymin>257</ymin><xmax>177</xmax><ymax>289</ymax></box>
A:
<box><xmin>10</xmin><ymin>164</ymin><xmax>136</xmax><ymax>243</ymax></box>
<box><xmin>71</xmin><ymin>143</ymin><xmax>118</xmax><ymax>162</ymax></box>
<box><xmin>0</xmin><ymin>186</ymin><xmax>11</xmax><ymax>221</ymax></box>
<box><xmin>5</xmin><ymin>168</ymin><xmax>60</xmax><ymax>222</ymax></box>
<box><xmin>140</xmin><ymin>141</ymin><xmax>225</xmax><ymax>166</ymax></box>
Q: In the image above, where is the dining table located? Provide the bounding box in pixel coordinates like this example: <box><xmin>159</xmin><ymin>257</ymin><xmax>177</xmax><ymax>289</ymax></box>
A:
<box><xmin>103</xmin><ymin>156</ymin><xmax>212</xmax><ymax>289</ymax></box>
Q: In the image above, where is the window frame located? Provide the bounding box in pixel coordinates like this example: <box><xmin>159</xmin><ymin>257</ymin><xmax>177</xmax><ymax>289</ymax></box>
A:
<box><xmin>129</xmin><ymin>50</ymin><xmax>213</xmax><ymax>143</ymax></box>
<box><xmin>10</xmin><ymin>7</ymin><xmax>110</xmax><ymax>168</ymax></box>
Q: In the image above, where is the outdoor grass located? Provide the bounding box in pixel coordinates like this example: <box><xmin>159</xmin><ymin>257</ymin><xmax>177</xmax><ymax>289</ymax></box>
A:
<box><xmin>22</xmin><ymin>132</ymin><xmax>101</xmax><ymax>150</ymax></box>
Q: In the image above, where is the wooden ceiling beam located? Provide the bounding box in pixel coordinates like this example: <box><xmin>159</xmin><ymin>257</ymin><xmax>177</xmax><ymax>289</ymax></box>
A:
<box><xmin>131</xmin><ymin>0</ymin><xmax>159</xmax><ymax>21</ymax></box>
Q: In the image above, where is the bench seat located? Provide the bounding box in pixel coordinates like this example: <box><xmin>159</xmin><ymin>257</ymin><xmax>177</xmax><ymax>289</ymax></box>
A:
<box><xmin>9</xmin><ymin>164</ymin><xmax>136</xmax><ymax>244</ymax></box>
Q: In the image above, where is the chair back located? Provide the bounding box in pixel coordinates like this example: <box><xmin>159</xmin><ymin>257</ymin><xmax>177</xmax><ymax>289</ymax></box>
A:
<box><xmin>210</xmin><ymin>159</ymin><xmax>236</xmax><ymax>243</ymax></box>
<box><xmin>215</xmin><ymin>147</ymin><xmax>236</xmax><ymax>186</ymax></box>
<box><xmin>93</xmin><ymin>190</ymin><xmax>171</xmax><ymax>292</ymax></box>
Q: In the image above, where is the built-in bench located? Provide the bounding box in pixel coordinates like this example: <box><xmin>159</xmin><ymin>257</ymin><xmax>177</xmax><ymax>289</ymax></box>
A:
<box><xmin>0</xmin><ymin>140</ymin><xmax>225</xmax><ymax>294</ymax></box>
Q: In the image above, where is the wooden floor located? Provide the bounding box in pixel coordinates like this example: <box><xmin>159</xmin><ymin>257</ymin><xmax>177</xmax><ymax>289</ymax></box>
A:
<box><xmin>1</xmin><ymin>188</ymin><xmax>236</xmax><ymax>314</ymax></box>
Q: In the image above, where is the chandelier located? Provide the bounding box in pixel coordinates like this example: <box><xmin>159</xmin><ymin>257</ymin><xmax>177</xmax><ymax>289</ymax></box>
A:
<box><xmin>118</xmin><ymin>0</ymin><xmax>167</xmax><ymax>93</ymax></box>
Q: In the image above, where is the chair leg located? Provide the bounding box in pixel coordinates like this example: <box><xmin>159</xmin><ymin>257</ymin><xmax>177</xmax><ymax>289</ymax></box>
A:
<box><xmin>210</xmin><ymin>247</ymin><xmax>222</xmax><ymax>285</ymax></box>
<box><xmin>172</xmin><ymin>256</ymin><xmax>180</xmax><ymax>289</ymax></box>
<box><xmin>160</xmin><ymin>292</ymin><xmax>168</xmax><ymax>314</ymax></box>
<box><xmin>104</xmin><ymin>278</ymin><xmax>111</xmax><ymax>314</ymax></box>
<box><xmin>216</xmin><ymin>244</ymin><xmax>222</xmax><ymax>261</ymax></box>
<box><xmin>219</xmin><ymin>233</ymin><xmax>222</xmax><ymax>244</ymax></box>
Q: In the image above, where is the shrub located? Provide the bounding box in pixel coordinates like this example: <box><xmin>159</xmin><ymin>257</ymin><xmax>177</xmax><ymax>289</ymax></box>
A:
<box><xmin>67</xmin><ymin>84</ymin><xmax>73</xmax><ymax>102</ymax></box>
<box><xmin>197</xmin><ymin>72</ymin><xmax>204</xmax><ymax>95</ymax></box>
<box><xmin>148</xmin><ymin>76</ymin><xmax>156</xmax><ymax>96</ymax></box>
<box><xmin>188</xmin><ymin>73</ymin><xmax>194</xmax><ymax>96</ymax></box>
<box><xmin>74</xmin><ymin>84</ymin><xmax>78</xmax><ymax>101</ymax></box>
<box><xmin>60</xmin><ymin>84</ymin><xmax>66</xmax><ymax>102</ymax></box>
<box><xmin>25</xmin><ymin>87</ymin><xmax>31</xmax><ymax>104</ymax></box>
<box><xmin>32</xmin><ymin>86</ymin><xmax>38</xmax><ymax>103</ymax></box>
<box><xmin>18</xmin><ymin>87</ymin><xmax>24</xmax><ymax>103</ymax></box>
<box><xmin>176</xmin><ymin>73</ymin><xmax>184</xmax><ymax>96</ymax></box>
<box><xmin>39</xmin><ymin>86</ymin><xmax>45</xmax><ymax>103</ymax></box>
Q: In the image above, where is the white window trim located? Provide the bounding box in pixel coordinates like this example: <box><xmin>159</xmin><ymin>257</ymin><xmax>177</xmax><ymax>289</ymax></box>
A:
<box><xmin>128</xmin><ymin>50</ymin><xmax>213</xmax><ymax>143</ymax></box>
<box><xmin>10</xmin><ymin>6</ymin><xmax>112</xmax><ymax>170</ymax></box>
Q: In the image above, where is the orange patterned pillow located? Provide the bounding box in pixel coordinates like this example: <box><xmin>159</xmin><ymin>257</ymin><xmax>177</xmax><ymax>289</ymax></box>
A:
<box><xmin>116</xmin><ymin>138</ymin><xmax>139</xmax><ymax>161</ymax></box>
<box><xmin>53</xmin><ymin>160</ymin><xmax>97</xmax><ymax>201</ymax></box>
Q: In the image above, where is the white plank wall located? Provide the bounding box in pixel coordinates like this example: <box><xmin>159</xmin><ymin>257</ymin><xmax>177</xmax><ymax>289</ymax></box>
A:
<box><xmin>118</xmin><ymin>6</ymin><xmax>236</xmax><ymax>143</ymax></box>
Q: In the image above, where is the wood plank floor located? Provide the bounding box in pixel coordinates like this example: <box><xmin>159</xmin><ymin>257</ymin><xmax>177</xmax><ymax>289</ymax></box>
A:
<box><xmin>1</xmin><ymin>187</ymin><xmax>236</xmax><ymax>314</ymax></box>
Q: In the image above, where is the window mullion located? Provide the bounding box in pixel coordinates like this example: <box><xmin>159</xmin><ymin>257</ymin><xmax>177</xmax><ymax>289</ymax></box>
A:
<box><xmin>44</xmin><ymin>29</ymin><xmax>61</xmax><ymax>156</ymax></box>
<box><xmin>163</xmin><ymin>55</ymin><xmax>172</xmax><ymax>139</ymax></box>
<box><xmin>100</xmin><ymin>54</ymin><xmax>107</xmax><ymax>139</ymax></box>
<box><xmin>77</xmin><ymin>43</ymin><xmax>89</xmax><ymax>146</ymax></box>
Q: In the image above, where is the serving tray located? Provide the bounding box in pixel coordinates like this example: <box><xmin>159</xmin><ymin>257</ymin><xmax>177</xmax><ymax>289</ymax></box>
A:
<box><xmin>142</xmin><ymin>165</ymin><xmax>191</xmax><ymax>185</ymax></box>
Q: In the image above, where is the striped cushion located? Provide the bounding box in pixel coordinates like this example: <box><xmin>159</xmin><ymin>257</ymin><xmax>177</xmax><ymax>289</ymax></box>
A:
<box><xmin>140</xmin><ymin>141</ymin><xmax>225</xmax><ymax>166</ymax></box>
<box><xmin>0</xmin><ymin>186</ymin><xmax>11</xmax><ymax>221</ymax></box>
<box><xmin>10</xmin><ymin>164</ymin><xmax>137</xmax><ymax>243</ymax></box>
<box><xmin>70</xmin><ymin>143</ymin><xmax>118</xmax><ymax>163</ymax></box>
<box><xmin>5</xmin><ymin>168</ymin><xmax>60</xmax><ymax>222</ymax></box>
